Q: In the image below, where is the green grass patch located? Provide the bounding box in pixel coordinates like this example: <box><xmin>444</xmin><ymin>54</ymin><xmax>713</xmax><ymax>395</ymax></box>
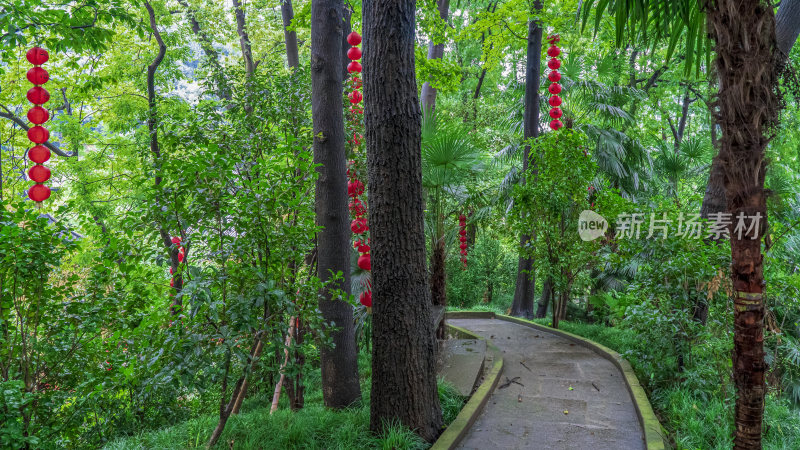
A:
<box><xmin>105</xmin><ymin>351</ymin><xmax>466</xmax><ymax>450</ymax></box>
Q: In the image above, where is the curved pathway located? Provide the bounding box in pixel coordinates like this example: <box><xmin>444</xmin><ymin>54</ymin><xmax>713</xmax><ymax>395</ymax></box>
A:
<box><xmin>449</xmin><ymin>317</ymin><xmax>646</xmax><ymax>450</ymax></box>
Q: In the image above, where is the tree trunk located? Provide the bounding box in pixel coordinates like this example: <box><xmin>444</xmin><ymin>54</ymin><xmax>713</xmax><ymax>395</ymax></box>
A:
<box><xmin>281</xmin><ymin>0</ymin><xmax>300</xmax><ymax>69</ymax></box>
<box><xmin>419</xmin><ymin>0</ymin><xmax>451</xmax><ymax>112</ymax></box>
<box><xmin>534</xmin><ymin>276</ymin><xmax>551</xmax><ymax>318</ymax></box>
<box><xmin>430</xmin><ymin>237</ymin><xmax>446</xmax><ymax>339</ymax></box>
<box><xmin>363</xmin><ymin>0</ymin><xmax>443</xmax><ymax>441</ymax></box>
<box><xmin>232</xmin><ymin>0</ymin><xmax>255</xmax><ymax>77</ymax></box>
<box><xmin>510</xmin><ymin>7</ymin><xmax>542</xmax><ymax>319</ymax></box>
<box><xmin>708</xmin><ymin>0</ymin><xmax>778</xmax><ymax>446</ymax></box>
<box><xmin>311</xmin><ymin>0</ymin><xmax>362</xmax><ymax>409</ymax></box>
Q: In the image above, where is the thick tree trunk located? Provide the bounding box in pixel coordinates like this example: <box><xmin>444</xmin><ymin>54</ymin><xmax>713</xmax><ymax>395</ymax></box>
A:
<box><xmin>281</xmin><ymin>0</ymin><xmax>300</xmax><ymax>69</ymax></box>
<box><xmin>232</xmin><ymin>0</ymin><xmax>255</xmax><ymax>77</ymax></box>
<box><xmin>708</xmin><ymin>0</ymin><xmax>778</xmax><ymax>447</ymax></box>
<box><xmin>419</xmin><ymin>0</ymin><xmax>451</xmax><ymax>112</ymax></box>
<box><xmin>363</xmin><ymin>0</ymin><xmax>443</xmax><ymax>441</ymax></box>
<box><xmin>510</xmin><ymin>10</ymin><xmax>542</xmax><ymax>319</ymax></box>
<box><xmin>430</xmin><ymin>238</ymin><xmax>446</xmax><ymax>339</ymax></box>
<box><xmin>311</xmin><ymin>0</ymin><xmax>362</xmax><ymax>409</ymax></box>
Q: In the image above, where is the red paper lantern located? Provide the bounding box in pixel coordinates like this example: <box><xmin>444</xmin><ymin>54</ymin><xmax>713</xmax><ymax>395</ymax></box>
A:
<box><xmin>351</xmin><ymin>218</ymin><xmax>368</xmax><ymax>234</ymax></box>
<box><xmin>459</xmin><ymin>228</ymin><xmax>466</xmax><ymax>235</ymax></box>
<box><xmin>349</xmin><ymin>90</ymin><xmax>363</xmax><ymax>104</ymax></box>
<box><xmin>359</xmin><ymin>290</ymin><xmax>372</xmax><ymax>307</ymax></box>
<box><xmin>347</xmin><ymin>32</ymin><xmax>362</xmax><ymax>46</ymax></box>
<box><xmin>548</xmin><ymin>83</ymin><xmax>562</xmax><ymax>95</ymax></box>
<box><xmin>26</xmin><ymin>67</ymin><xmax>49</xmax><ymax>85</ymax></box>
<box><xmin>178</xmin><ymin>252</ymin><xmax>185</xmax><ymax>263</ymax></box>
<box><xmin>357</xmin><ymin>253</ymin><xmax>371</xmax><ymax>270</ymax></box>
<box><xmin>549</xmin><ymin>108</ymin><xmax>563</xmax><ymax>119</ymax></box>
<box><xmin>170</xmin><ymin>278</ymin><xmax>175</xmax><ymax>288</ymax></box>
<box><xmin>27</xmin><ymin>86</ymin><xmax>50</xmax><ymax>105</ymax></box>
<box><xmin>171</xmin><ymin>236</ymin><xmax>182</xmax><ymax>244</ymax></box>
<box><xmin>28</xmin><ymin>145</ymin><xmax>50</xmax><ymax>164</ymax></box>
<box><xmin>548</xmin><ymin>71</ymin><xmax>561</xmax><ymax>83</ymax></box>
<box><xmin>347</xmin><ymin>61</ymin><xmax>362</xmax><ymax>73</ymax></box>
<box><xmin>548</xmin><ymin>95</ymin><xmax>562</xmax><ymax>107</ymax></box>
<box><xmin>459</xmin><ymin>243</ymin><xmax>468</xmax><ymax>250</ymax></box>
<box><xmin>460</xmin><ymin>249</ymin><xmax>467</xmax><ymax>255</ymax></box>
<box><xmin>26</xmin><ymin>47</ymin><xmax>49</xmax><ymax>65</ymax></box>
<box><xmin>348</xmin><ymin>179</ymin><xmax>364</xmax><ymax>197</ymax></box>
<box><xmin>550</xmin><ymin>119</ymin><xmax>563</xmax><ymax>130</ymax></box>
<box><xmin>27</xmin><ymin>126</ymin><xmax>49</xmax><ymax>144</ymax></box>
<box><xmin>170</xmin><ymin>266</ymin><xmax>175</xmax><ymax>275</ymax></box>
<box><xmin>347</xmin><ymin>47</ymin><xmax>362</xmax><ymax>61</ymax></box>
<box><xmin>27</xmin><ymin>106</ymin><xmax>49</xmax><ymax>124</ymax></box>
<box><xmin>547</xmin><ymin>34</ymin><xmax>560</xmax><ymax>44</ymax></box>
<box><xmin>547</xmin><ymin>45</ymin><xmax>561</xmax><ymax>58</ymax></box>
<box><xmin>27</xmin><ymin>184</ymin><xmax>50</xmax><ymax>202</ymax></box>
<box><xmin>28</xmin><ymin>165</ymin><xmax>51</xmax><ymax>183</ymax></box>
<box><xmin>547</xmin><ymin>58</ymin><xmax>561</xmax><ymax>70</ymax></box>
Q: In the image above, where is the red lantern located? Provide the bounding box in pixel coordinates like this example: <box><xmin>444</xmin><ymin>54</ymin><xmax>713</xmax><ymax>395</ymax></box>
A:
<box><xmin>27</xmin><ymin>126</ymin><xmax>49</xmax><ymax>144</ymax></box>
<box><xmin>358</xmin><ymin>243</ymin><xmax>371</xmax><ymax>253</ymax></box>
<box><xmin>26</xmin><ymin>47</ymin><xmax>49</xmax><ymax>65</ymax></box>
<box><xmin>550</xmin><ymin>119</ymin><xmax>563</xmax><ymax>130</ymax></box>
<box><xmin>27</xmin><ymin>86</ymin><xmax>50</xmax><ymax>105</ymax></box>
<box><xmin>26</xmin><ymin>67</ymin><xmax>49</xmax><ymax>85</ymax></box>
<box><xmin>547</xmin><ymin>34</ymin><xmax>560</xmax><ymax>44</ymax></box>
<box><xmin>358</xmin><ymin>253</ymin><xmax>371</xmax><ymax>270</ymax></box>
<box><xmin>547</xmin><ymin>58</ymin><xmax>561</xmax><ymax>70</ymax></box>
<box><xmin>460</xmin><ymin>249</ymin><xmax>467</xmax><ymax>255</ymax></box>
<box><xmin>347</xmin><ymin>32</ymin><xmax>362</xmax><ymax>46</ymax></box>
<box><xmin>548</xmin><ymin>95</ymin><xmax>562</xmax><ymax>107</ymax></box>
<box><xmin>349</xmin><ymin>90</ymin><xmax>363</xmax><ymax>104</ymax></box>
<box><xmin>28</xmin><ymin>165</ymin><xmax>51</xmax><ymax>183</ymax></box>
<box><xmin>459</xmin><ymin>243</ymin><xmax>468</xmax><ymax>250</ymax></box>
<box><xmin>347</xmin><ymin>47</ymin><xmax>362</xmax><ymax>60</ymax></box>
<box><xmin>459</xmin><ymin>228</ymin><xmax>466</xmax><ymax>235</ymax></box>
<box><xmin>347</xmin><ymin>61</ymin><xmax>362</xmax><ymax>73</ymax></box>
<box><xmin>27</xmin><ymin>106</ymin><xmax>49</xmax><ymax>124</ymax></box>
<box><xmin>547</xmin><ymin>45</ymin><xmax>561</xmax><ymax>58</ymax></box>
<box><xmin>178</xmin><ymin>252</ymin><xmax>185</xmax><ymax>263</ymax></box>
<box><xmin>27</xmin><ymin>184</ymin><xmax>50</xmax><ymax>202</ymax></box>
<box><xmin>170</xmin><ymin>278</ymin><xmax>175</xmax><ymax>288</ymax></box>
<box><xmin>548</xmin><ymin>83</ymin><xmax>562</xmax><ymax>95</ymax></box>
<box><xmin>171</xmin><ymin>236</ymin><xmax>182</xmax><ymax>244</ymax></box>
<box><xmin>348</xmin><ymin>179</ymin><xmax>364</xmax><ymax>197</ymax></box>
<box><xmin>359</xmin><ymin>290</ymin><xmax>372</xmax><ymax>307</ymax></box>
<box><xmin>549</xmin><ymin>108</ymin><xmax>563</xmax><ymax>119</ymax></box>
<box><xmin>28</xmin><ymin>145</ymin><xmax>50</xmax><ymax>164</ymax></box>
<box><xmin>351</xmin><ymin>218</ymin><xmax>368</xmax><ymax>234</ymax></box>
<box><xmin>170</xmin><ymin>266</ymin><xmax>175</xmax><ymax>275</ymax></box>
<box><xmin>548</xmin><ymin>71</ymin><xmax>561</xmax><ymax>83</ymax></box>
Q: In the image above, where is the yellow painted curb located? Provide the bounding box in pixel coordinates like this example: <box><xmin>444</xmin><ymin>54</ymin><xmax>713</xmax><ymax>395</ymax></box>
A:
<box><xmin>431</xmin><ymin>324</ymin><xmax>504</xmax><ymax>450</ymax></box>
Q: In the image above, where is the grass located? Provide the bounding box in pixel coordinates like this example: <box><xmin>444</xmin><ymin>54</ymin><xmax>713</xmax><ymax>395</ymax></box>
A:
<box><xmin>105</xmin><ymin>351</ymin><xmax>466</xmax><ymax>450</ymax></box>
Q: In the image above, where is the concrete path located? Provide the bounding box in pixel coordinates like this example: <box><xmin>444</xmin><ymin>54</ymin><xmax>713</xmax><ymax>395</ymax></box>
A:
<box><xmin>449</xmin><ymin>317</ymin><xmax>646</xmax><ymax>450</ymax></box>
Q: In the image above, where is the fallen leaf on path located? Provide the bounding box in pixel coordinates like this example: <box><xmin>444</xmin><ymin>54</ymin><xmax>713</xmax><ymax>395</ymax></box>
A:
<box><xmin>563</xmin><ymin>410</ymin><xmax>569</xmax><ymax>415</ymax></box>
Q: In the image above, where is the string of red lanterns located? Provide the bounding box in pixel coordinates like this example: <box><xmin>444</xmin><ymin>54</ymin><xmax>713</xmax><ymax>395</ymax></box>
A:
<box><xmin>458</xmin><ymin>214</ymin><xmax>468</xmax><ymax>269</ymax></box>
<box><xmin>345</xmin><ymin>31</ymin><xmax>372</xmax><ymax>309</ymax></box>
<box><xmin>26</xmin><ymin>47</ymin><xmax>52</xmax><ymax>203</ymax></box>
<box><xmin>168</xmin><ymin>236</ymin><xmax>185</xmax><ymax>314</ymax></box>
<box><xmin>546</xmin><ymin>35</ymin><xmax>563</xmax><ymax>131</ymax></box>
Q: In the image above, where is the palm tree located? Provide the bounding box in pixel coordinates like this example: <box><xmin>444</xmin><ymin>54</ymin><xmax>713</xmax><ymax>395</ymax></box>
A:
<box><xmin>421</xmin><ymin>109</ymin><xmax>482</xmax><ymax>336</ymax></box>
<box><xmin>581</xmin><ymin>0</ymin><xmax>791</xmax><ymax>446</ymax></box>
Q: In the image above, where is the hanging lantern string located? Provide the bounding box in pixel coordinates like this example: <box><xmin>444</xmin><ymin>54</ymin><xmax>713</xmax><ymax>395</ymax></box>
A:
<box><xmin>546</xmin><ymin>35</ymin><xmax>563</xmax><ymax>131</ymax></box>
<box><xmin>25</xmin><ymin>47</ymin><xmax>52</xmax><ymax>204</ymax></box>
<box><xmin>459</xmin><ymin>213</ymin><xmax>468</xmax><ymax>269</ymax></box>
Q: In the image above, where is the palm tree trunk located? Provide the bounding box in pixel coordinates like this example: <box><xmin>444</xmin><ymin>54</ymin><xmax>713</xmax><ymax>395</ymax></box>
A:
<box><xmin>708</xmin><ymin>0</ymin><xmax>778</xmax><ymax>447</ymax></box>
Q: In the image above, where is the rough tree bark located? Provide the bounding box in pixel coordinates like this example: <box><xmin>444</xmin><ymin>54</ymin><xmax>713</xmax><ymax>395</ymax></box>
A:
<box><xmin>363</xmin><ymin>0</ymin><xmax>444</xmax><ymax>441</ymax></box>
<box><xmin>708</xmin><ymin>0</ymin><xmax>779</xmax><ymax>447</ymax></box>
<box><xmin>509</xmin><ymin>4</ymin><xmax>542</xmax><ymax>319</ymax></box>
<box><xmin>232</xmin><ymin>0</ymin><xmax>255</xmax><ymax>78</ymax></box>
<box><xmin>281</xmin><ymin>0</ymin><xmax>300</xmax><ymax>69</ymax></box>
<box><xmin>419</xmin><ymin>0</ymin><xmax>451</xmax><ymax>112</ymax></box>
<box><xmin>699</xmin><ymin>0</ymin><xmax>800</xmax><ymax>218</ymax></box>
<box><xmin>311</xmin><ymin>0</ymin><xmax>362</xmax><ymax>409</ymax></box>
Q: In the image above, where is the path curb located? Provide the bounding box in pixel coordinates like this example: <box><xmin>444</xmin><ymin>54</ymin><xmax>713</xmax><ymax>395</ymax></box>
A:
<box><xmin>445</xmin><ymin>311</ymin><xmax>667</xmax><ymax>450</ymax></box>
<box><xmin>431</xmin><ymin>323</ymin><xmax>504</xmax><ymax>450</ymax></box>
